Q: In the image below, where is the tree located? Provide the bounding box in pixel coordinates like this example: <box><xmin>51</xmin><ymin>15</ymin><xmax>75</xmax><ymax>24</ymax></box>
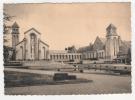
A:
<box><xmin>3</xmin><ymin>11</ymin><xmax>15</xmax><ymax>34</ymax></box>
<box><xmin>3</xmin><ymin>12</ymin><xmax>14</xmax><ymax>44</ymax></box>
<box><xmin>3</xmin><ymin>12</ymin><xmax>15</xmax><ymax>62</ymax></box>
<box><xmin>127</xmin><ymin>48</ymin><xmax>131</xmax><ymax>64</ymax></box>
<box><xmin>65</xmin><ymin>45</ymin><xmax>77</xmax><ymax>53</ymax></box>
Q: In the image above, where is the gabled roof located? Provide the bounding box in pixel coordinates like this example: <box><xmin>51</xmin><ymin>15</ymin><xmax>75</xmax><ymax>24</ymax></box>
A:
<box><xmin>94</xmin><ymin>36</ymin><xmax>106</xmax><ymax>45</ymax></box>
<box><xmin>92</xmin><ymin>36</ymin><xmax>105</xmax><ymax>51</ymax></box>
<box><xmin>94</xmin><ymin>36</ymin><xmax>106</xmax><ymax>44</ymax></box>
<box><xmin>12</xmin><ymin>22</ymin><xmax>19</xmax><ymax>28</ymax></box>
<box><xmin>16</xmin><ymin>38</ymin><xmax>25</xmax><ymax>46</ymax></box>
<box><xmin>24</xmin><ymin>28</ymin><xmax>41</xmax><ymax>35</ymax></box>
<box><xmin>77</xmin><ymin>36</ymin><xmax>106</xmax><ymax>53</ymax></box>
<box><xmin>98</xmin><ymin>37</ymin><xmax>106</xmax><ymax>44</ymax></box>
<box><xmin>40</xmin><ymin>40</ymin><xmax>49</xmax><ymax>47</ymax></box>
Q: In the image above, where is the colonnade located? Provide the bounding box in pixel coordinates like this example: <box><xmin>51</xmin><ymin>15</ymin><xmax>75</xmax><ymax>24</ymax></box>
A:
<box><xmin>50</xmin><ymin>53</ymin><xmax>82</xmax><ymax>61</ymax></box>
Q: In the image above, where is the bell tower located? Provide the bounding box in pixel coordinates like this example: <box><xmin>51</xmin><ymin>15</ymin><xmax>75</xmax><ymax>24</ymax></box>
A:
<box><xmin>11</xmin><ymin>22</ymin><xmax>20</xmax><ymax>48</ymax></box>
<box><xmin>105</xmin><ymin>24</ymin><xmax>119</xmax><ymax>60</ymax></box>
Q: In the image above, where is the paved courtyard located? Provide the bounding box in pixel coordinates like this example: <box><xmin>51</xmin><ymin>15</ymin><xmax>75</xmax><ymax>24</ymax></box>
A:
<box><xmin>4</xmin><ymin>68</ymin><xmax>131</xmax><ymax>95</ymax></box>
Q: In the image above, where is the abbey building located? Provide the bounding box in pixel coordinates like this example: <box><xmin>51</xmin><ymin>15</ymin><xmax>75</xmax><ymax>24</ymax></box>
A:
<box><xmin>6</xmin><ymin>22</ymin><xmax>49</xmax><ymax>61</ymax></box>
<box><xmin>4</xmin><ymin>22</ymin><xmax>131</xmax><ymax>64</ymax></box>
<box><xmin>78</xmin><ymin>24</ymin><xmax>130</xmax><ymax>63</ymax></box>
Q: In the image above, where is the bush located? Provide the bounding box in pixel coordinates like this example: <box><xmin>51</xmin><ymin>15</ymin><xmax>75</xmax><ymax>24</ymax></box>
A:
<box><xmin>67</xmin><ymin>75</ymin><xmax>76</xmax><ymax>80</ymax></box>
<box><xmin>53</xmin><ymin>73</ymin><xmax>77</xmax><ymax>81</ymax></box>
<box><xmin>53</xmin><ymin>73</ymin><xmax>68</xmax><ymax>81</ymax></box>
<box><xmin>80</xmin><ymin>69</ymin><xmax>83</xmax><ymax>73</ymax></box>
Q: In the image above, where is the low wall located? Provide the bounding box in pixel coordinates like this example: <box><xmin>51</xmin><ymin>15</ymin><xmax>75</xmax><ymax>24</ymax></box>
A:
<box><xmin>82</xmin><ymin>59</ymin><xmax>105</xmax><ymax>64</ymax></box>
<box><xmin>78</xmin><ymin>63</ymin><xmax>131</xmax><ymax>72</ymax></box>
<box><xmin>22</xmin><ymin>60</ymin><xmax>74</xmax><ymax>70</ymax></box>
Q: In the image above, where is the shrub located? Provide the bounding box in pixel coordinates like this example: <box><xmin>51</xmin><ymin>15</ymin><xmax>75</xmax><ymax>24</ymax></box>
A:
<box><xmin>80</xmin><ymin>69</ymin><xmax>83</xmax><ymax>73</ymax></box>
<box><xmin>57</xmin><ymin>69</ymin><xmax>60</xmax><ymax>71</ymax></box>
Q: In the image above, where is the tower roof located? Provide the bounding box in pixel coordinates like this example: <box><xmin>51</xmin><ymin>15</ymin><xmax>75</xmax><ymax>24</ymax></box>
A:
<box><xmin>106</xmin><ymin>23</ymin><xmax>116</xmax><ymax>30</ymax></box>
<box><xmin>106</xmin><ymin>23</ymin><xmax>117</xmax><ymax>36</ymax></box>
<box><xmin>12</xmin><ymin>22</ymin><xmax>19</xmax><ymax>28</ymax></box>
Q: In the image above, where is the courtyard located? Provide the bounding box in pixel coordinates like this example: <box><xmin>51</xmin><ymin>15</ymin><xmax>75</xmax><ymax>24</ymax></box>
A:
<box><xmin>4</xmin><ymin>67</ymin><xmax>131</xmax><ymax>95</ymax></box>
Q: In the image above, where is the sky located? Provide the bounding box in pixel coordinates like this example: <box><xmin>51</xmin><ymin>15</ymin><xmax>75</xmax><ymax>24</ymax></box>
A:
<box><xmin>4</xmin><ymin>3</ymin><xmax>131</xmax><ymax>50</ymax></box>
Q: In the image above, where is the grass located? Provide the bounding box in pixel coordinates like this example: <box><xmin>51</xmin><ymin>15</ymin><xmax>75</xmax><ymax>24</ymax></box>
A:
<box><xmin>4</xmin><ymin>71</ymin><xmax>92</xmax><ymax>88</ymax></box>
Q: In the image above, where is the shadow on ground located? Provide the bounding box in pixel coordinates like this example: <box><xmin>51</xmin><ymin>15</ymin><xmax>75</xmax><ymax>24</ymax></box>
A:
<box><xmin>4</xmin><ymin>71</ymin><xmax>92</xmax><ymax>88</ymax></box>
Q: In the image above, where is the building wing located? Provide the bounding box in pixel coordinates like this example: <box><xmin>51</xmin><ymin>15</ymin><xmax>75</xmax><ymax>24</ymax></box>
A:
<box><xmin>119</xmin><ymin>41</ymin><xmax>131</xmax><ymax>55</ymax></box>
<box><xmin>92</xmin><ymin>36</ymin><xmax>105</xmax><ymax>51</ymax></box>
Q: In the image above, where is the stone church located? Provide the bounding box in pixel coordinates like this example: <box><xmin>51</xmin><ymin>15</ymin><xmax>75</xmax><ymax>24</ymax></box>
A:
<box><xmin>10</xmin><ymin>22</ymin><xmax>50</xmax><ymax>60</ymax></box>
<box><xmin>4</xmin><ymin>22</ymin><xmax>130</xmax><ymax>63</ymax></box>
<box><xmin>78</xmin><ymin>24</ymin><xmax>130</xmax><ymax>62</ymax></box>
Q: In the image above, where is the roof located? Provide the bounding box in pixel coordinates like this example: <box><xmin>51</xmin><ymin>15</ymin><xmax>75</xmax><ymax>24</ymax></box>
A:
<box><xmin>40</xmin><ymin>40</ymin><xmax>49</xmax><ymax>47</ymax></box>
<box><xmin>78</xmin><ymin>36</ymin><xmax>106</xmax><ymax>53</ymax></box>
<box><xmin>92</xmin><ymin>36</ymin><xmax>105</xmax><ymax>50</ymax></box>
<box><xmin>50</xmin><ymin>50</ymin><xmax>68</xmax><ymax>54</ymax></box>
<box><xmin>16</xmin><ymin>38</ymin><xmax>49</xmax><ymax>48</ymax></box>
<box><xmin>94</xmin><ymin>36</ymin><xmax>106</xmax><ymax>43</ymax></box>
<box><xmin>122</xmin><ymin>41</ymin><xmax>131</xmax><ymax>48</ymax></box>
<box><xmin>98</xmin><ymin>37</ymin><xmax>106</xmax><ymax>44</ymax></box>
<box><xmin>12</xmin><ymin>22</ymin><xmax>19</xmax><ymax>28</ymax></box>
<box><xmin>106</xmin><ymin>23</ymin><xmax>118</xmax><ymax>36</ymax></box>
<box><xmin>119</xmin><ymin>41</ymin><xmax>131</xmax><ymax>55</ymax></box>
<box><xmin>16</xmin><ymin>39</ymin><xmax>25</xmax><ymax>46</ymax></box>
<box><xmin>24</xmin><ymin>28</ymin><xmax>41</xmax><ymax>35</ymax></box>
<box><xmin>77</xmin><ymin>45</ymin><xmax>92</xmax><ymax>53</ymax></box>
<box><xmin>106</xmin><ymin>23</ymin><xmax>116</xmax><ymax>30</ymax></box>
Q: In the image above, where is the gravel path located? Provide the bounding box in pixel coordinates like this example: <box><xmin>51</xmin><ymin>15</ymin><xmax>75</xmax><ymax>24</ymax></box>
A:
<box><xmin>4</xmin><ymin>68</ymin><xmax>131</xmax><ymax>95</ymax></box>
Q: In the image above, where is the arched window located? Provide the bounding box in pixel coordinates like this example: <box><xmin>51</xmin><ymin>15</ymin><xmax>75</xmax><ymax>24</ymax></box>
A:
<box><xmin>30</xmin><ymin>33</ymin><xmax>37</xmax><ymax>60</ymax></box>
<box><xmin>20</xmin><ymin>46</ymin><xmax>23</xmax><ymax>60</ymax></box>
<box><xmin>114</xmin><ymin>37</ymin><xmax>117</xmax><ymax>56</ymax></box>
<box><xmin>43</xmin><ymin>47</ymin><xmax>45</xmax><ymax>60</ymax></box>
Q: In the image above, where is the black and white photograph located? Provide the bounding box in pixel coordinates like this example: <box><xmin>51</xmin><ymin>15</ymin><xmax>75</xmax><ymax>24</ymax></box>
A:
<box><xmin>3</xmin><ymin>2</ymin><xmax>132</xmax><ymax>95</ymax></box>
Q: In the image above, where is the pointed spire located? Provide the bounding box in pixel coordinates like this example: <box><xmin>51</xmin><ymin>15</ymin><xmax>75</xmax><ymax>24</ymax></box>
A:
<box><xmin>106</xmin><ymin>23</ymin><xmax>116</xmax><ymax>30</ymax></box>
<box><xmin>96</xmin><ymin>36</ymin><xmax>99</xmax><ymax>39</ymax></box>
<box><xmin>12</xmin><ymin>22</ymin><xmax>19</xmax><ymax>28</ymax></box>
<box><xmin>106</xmin><ymin>23</ymin><xmax>117</xmax><ymax>36</ymax></box>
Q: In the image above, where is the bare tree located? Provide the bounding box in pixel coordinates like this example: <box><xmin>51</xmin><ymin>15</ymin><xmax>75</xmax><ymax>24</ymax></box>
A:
<box><xmin>3</xmin><ymin>12</ymin><xmax>15</xmax><ymax>62</ymax></box>
<box><xmin>3</xmin><ymin>11</ymin><xmax>15</xmax><ymax>43</ymax></box>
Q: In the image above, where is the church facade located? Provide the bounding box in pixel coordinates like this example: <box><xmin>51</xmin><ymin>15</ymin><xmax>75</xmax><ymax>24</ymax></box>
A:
<box><xmin>4</xmin><ymin>22</ymin><xmax>130</xmax><ymax>63</ymax></box>
<box><xmin>10</xmin><ymin>22</ymin><xmax>49</xmax><ymax>61</ymax></box>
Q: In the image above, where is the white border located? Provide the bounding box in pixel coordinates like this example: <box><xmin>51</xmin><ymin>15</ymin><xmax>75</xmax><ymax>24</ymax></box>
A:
<box><xmin>0</xmin><ymin>0</ymin><xmax>3</xmax><ymax>96</ymax></box>
<box><xmin>3</xmin><ymin>0</ymin><xmax>131</xmax><ymax>3</ymax></box>
<box><xmin>0</xmin><ymin>0</ymin><xmax>135</xmax><ymax>100</ymax></box>
<box><xmin>131</xmin><ymin>0</ymin><xmax>135</xmax><ymax>97</ymax></box>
